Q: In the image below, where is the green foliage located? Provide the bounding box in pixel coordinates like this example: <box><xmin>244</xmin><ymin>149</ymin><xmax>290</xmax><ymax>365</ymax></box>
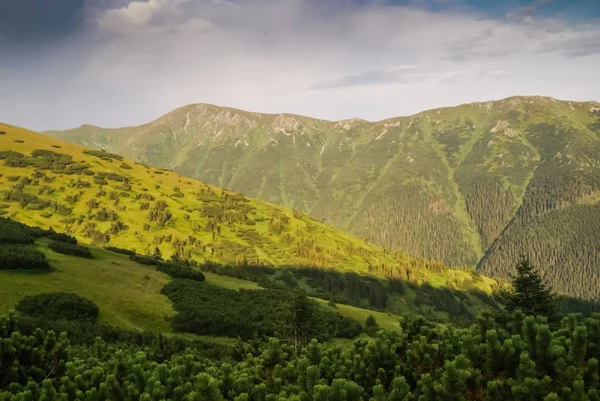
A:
<box><xmin>0</xmin><ymin>244</ymin><xmax>50</xmax><ymax>270</ymax></box>
<box><xmin>0</xmin><ymin>314</ymin><xmax>68</xmax><ymax>391</ymax></box>
<box><xmin>147</xmin><ymin>200</ymin><xmax>172</xmax><ymax>227</ymax></box>
<box><xmin>16</xmin><ymin>292</ymin><xmax>99</xmax><ymax>322</ymax></box>
<box><xmin>503</xmin><ymin>258</ymin><xmax>557</xmax><ymax>322</ymax></box>
<box><xmin>0</xmin><ymin>217</ymin><xmax>77</xmax><ymax>244</ymax></box>
<box><xmin>199</xmin><ymin>261</ymin><xmax>501</xmax><ymax>322</ymax></box>
<box><xmin>1</xmin><ymin>148</ymin><xmax>90</xmax><ymax>173</ymax></box>
<box><xmin>104</xmin><ymin>245</ymin><xmax>136</xmax><ymax>255</ymax></box>
<box><xmin>156</xmin><ymin>263</ymin><xmax>206</xmax><ymax>281</ymax></box>
<box><xmin>83</xmin><ymin>149</ymin><xmax>123</xmax><ymax>161</ymax></box>
<box><xmin>5</xmin><ymin>309</ymin><xmax>600</xmax><ymax>400</ymax></box>
<box><xmin>129</xmin><ymin>254</ymin><xmax>160</xmax><ymax>265</ymax></box>
<box><xmin>48</xmin><ymin>240</ymin><xmax>93</xmax><ymax>258</ymax></box>
<box><xmin>161</xmin><ymin>280</ymin><xmax>361</xmax><ymax>340</ymax></box>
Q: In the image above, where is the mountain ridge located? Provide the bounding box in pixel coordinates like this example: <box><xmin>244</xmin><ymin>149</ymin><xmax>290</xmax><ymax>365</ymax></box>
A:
<box><xmin>53</xmin><ymin>95</ymin><xmax>600</xmax><ymax>132</ymax></box>
<box><xmin>44</xmin><ymin>96</ymin><xmax>600</xmax><ymax>300</ymax></box>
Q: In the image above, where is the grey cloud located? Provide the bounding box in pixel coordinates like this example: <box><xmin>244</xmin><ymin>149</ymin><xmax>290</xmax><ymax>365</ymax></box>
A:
<box><xmin>311</xmin><ymin>66</ymin><xmax>422</xmax><ymax>89</ymax></box>
<box><xmin>508</xmin><ymin>0</ymin><xmax>555</xmax><ymax>18</ymax></box>
<box><xmin>0</xmin><ymin>0</ymin><xmax>87</xmax><ymax>43</ymax></box>
<box><xmin>443</xmin><ymin>15</ymin><xmax>600</xmax><ymax>62</ymax></box>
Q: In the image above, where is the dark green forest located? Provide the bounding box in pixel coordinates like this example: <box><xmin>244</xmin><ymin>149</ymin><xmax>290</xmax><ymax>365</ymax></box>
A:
<box><xmin>5</xmin><ymin>302</ymin><xmax>600</xmax><ymax>400</ymax></box>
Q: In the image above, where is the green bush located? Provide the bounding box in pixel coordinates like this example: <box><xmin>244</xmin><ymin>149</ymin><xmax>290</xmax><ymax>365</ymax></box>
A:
<box><xmin>0</xmin><ymin>225</ymin><xmax>35</xmax><ymax>244</ymax></box>
<box><xmin>83</xmin><ymin>149</ymin><xmax>123</xmax><ymax>161</ymax></box>
<box><xmin>16</xmin><ymin>292</ymin><xmax>99</xmax><ymax>322</ymax></box>
<box><xmin>105</xmin><ymin>246</ymin><xmax>136</xmax><ymax>256</ymax></box>
<box><xmin>48</xmin><ymin>240</ymin><xmax>93</xmax><ymax>258</ymax></box>
<box><xmin>129</xmin><ymin>254</ymin><xmax>160</xmax><ymax>265</ymax></box>
<box><xmin>157</xmin><ymin>263</ymin><xmax>205</xmax><ymax>281</ymax></box>
<box><xmin>0</xmin><ymin>244</ymin><xmax>50</xmax><ymax>270</ymax></box>
<box><xmin>162</xmin><ymin>280</ymin><xmax>360</xmax><ymax>341</ymax></box>
<box><xmin>0</xmin><ymin>218</ymin><xmax>77</xmax><ymax>244</ymax></box>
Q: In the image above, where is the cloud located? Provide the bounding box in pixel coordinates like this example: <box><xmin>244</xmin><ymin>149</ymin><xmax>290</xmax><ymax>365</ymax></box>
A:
<box><xmin>0</xmin><ymin>0</ymin><xmax>87</xmax><ymax>43</ymax></box>
<box><xmin>312</xmin><ymin>66</ymin><xmax>423</xmax><ymax>89</ymax></box>
<box><xmin>514</xmin><ymin>0</ymin><xmax>556</xmax><ymax>18</ymax></box>
<box><xmin>96</xmin><ymin>0</ymin><xmax>207</xmax><ymax>35</ymax></box>
<box><xmin>312</xmin><ymin>66</ymin><xmax>478</xmax><ymax>89</ymax></box>
<box><xmin>0</xmin><ymin>0</ymin><xmax>599</xmax><ymax>131</ymax></box>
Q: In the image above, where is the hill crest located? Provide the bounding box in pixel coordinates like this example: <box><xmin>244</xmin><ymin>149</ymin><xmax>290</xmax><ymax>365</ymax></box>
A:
<box><xmin>41</xmin><ymin>95</ymin><xmax>600</xmax><ymax>301</ymax></box>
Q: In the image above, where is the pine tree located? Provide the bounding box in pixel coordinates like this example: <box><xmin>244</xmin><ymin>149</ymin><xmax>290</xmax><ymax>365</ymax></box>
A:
<box><xmin>504</xmin><ymin>258</ymin><xmax>557</xmax><ymax>322</ymax></box>
<box><xmin>153</xmin><ymin>247</ymin><xmax>162</xmax><ymax>261</ymax></box>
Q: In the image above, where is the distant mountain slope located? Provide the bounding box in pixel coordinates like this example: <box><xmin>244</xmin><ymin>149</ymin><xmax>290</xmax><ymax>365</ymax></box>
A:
<box><xmin>45</xmin><ymin>96</ymin><xmax>600</xmax><ymax>299</ymax></box>
<box><xmin>0</xmin><ymin>123</ymin><xmax>500</xmax><ymax>303</ymax></box>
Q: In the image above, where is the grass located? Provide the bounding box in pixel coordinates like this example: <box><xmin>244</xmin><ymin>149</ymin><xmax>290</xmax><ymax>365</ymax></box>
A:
<box><xmin>313</xmin><ymin>298</ymin><xmax>400</xmax><ymax>331</ymax></box>
<box><xmin>0</xmin><ymin>240</ymin><xmax>174</xmax><ymax>332</ymax></box>
<box><xmin>0</xmin><ymin>240</ymin><xmax>406</xmax><ymax>340</ymax></box>
<box><xmin>204</xmin><ymin>271</ymin><xmax>260</xmax><ymax>290</ymax></box>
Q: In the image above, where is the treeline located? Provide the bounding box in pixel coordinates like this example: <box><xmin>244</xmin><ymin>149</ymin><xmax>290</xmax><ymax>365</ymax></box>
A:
<box><xmin>161</xmin><ymin>279</ymin><xmax>361</xmax><ymax>341</ymax></box>
<box><xmin>199</xmin><ymin>261</ymin><xmax>500</xmax><ymax>322</ymax></box>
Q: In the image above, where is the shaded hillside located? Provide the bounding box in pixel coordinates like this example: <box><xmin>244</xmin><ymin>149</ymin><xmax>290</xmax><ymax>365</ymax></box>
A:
<box><xmin>45</xmin><ymin>97</ymin><xmax>600</xmax><ymax>299</ymax></box>
<box><xmin>0</xmin><ymin>123</ymin><xmax>499</xmax><ymax>297</ymax></box>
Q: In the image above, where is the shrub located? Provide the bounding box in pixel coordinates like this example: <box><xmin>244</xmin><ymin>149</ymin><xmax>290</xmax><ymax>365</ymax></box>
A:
<box><xmin>157</xmin><ymin>263</ymin><xmax>205</xmax><ymax>281</ymax></box>
<box><xmin>83</xmin><ymin>149</ymin><xmax>123</xmax><ymax>161</ymax></box>
<box><xmin>0</xmin><ymin>225</ymin><xmax>35</xmax><ymax>244</ymax></box>
<box><xmin>48</xmin><ymin>240</ymin><xmax>93</xmax><ymax>259</ymax></box>
<box><xmin>129</xmin><ymin>254</ymin><xmax>160</xmax><ymax>265</ymax></box>
<box><xmin>0</xmin><ymin>218</ymin><xmax>77</xmax><ymax>244</ymax></box>
<box><xmin>104</xmin><ymin>246</ymin><xmax>136</xmax><ymax>256</ymax></box>
<box><xmin>0</xmin><ymin>244</ymin><xmax>50</xmax><ymax>270</ymax></box>
<box><xmin>16</xmin><ymin>292</ymin><xmax>99</xmax><ymax>321</ymax></box>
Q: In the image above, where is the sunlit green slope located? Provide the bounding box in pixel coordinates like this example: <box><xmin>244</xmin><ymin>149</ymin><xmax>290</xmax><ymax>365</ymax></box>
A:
<box><xmin>0</xmin><ymin>123</ymin><xmax>497</xmax><ymax>295</ymax></box>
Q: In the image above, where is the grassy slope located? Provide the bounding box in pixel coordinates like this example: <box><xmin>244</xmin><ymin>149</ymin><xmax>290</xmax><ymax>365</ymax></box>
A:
<box><xmin>0</xmin><ymin>239</ymin><xmax>399</xmax><ymax>337</ymax></box>
<box><xmin>0</xmin><ymin>123</ymin><xmax>499</xmax><ymax>296</ymax></box>
<box><xmin>0</xmin><ymin>240</ymin><xmax>174</xmax><ymax>332</ymax></box>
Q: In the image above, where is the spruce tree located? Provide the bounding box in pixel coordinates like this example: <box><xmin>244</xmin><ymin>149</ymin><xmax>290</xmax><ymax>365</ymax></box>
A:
<box><xmin>504</xmin><ymin>257</ymin><xmax>557</xmax><ymax>322</ymax></box>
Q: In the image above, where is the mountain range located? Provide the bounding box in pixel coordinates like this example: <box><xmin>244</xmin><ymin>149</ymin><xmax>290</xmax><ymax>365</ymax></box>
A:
<box><xmin>0</xmin><ymin>123</ymin><xmax>502</xmax><ymax>322</ymax></box>
<box><xmin>45</xmin><ymin>96</ymin><xmax>600</xmax><ymax>300</ymax></box>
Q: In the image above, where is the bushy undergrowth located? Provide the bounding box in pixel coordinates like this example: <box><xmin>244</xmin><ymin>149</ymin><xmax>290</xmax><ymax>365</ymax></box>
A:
<box><xmin>16</xmin><ymin>292</ymin><xmax>99</xmax><ymax>322</ymax></box>
<box><xmin>48</xmin><ymin>240</ymin><xmax>93</xmax><ymax>258</ymax></box>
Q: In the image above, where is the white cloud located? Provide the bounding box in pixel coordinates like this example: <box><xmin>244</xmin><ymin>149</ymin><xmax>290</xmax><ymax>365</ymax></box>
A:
<box><xmin>97</xmin><ymin>0</ymin><xmax>193</xmax><ymax>35</ymax></box>
<box><xmin>1</xmin><ymin>0</ymin><xmax>599</xmax><ymax>130</ymax></box>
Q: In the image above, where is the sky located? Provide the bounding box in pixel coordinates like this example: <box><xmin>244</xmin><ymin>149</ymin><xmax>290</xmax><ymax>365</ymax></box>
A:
<box><xmin>0</xmin><ymin>0</ymin><xmax>599</xmax><ymax>131</ymax></box>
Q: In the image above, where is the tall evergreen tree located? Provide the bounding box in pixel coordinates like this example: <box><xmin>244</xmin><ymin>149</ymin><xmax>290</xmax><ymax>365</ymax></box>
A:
<box><xmin>504</xmin><ymin>258</ymin><xmax>557</xmax><ymax>321</ymax></box>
